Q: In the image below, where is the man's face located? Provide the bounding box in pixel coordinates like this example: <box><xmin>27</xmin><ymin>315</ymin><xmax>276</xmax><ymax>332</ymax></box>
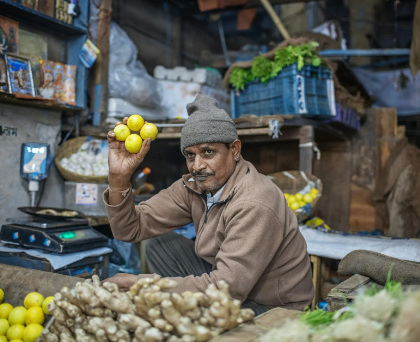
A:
<box><xmin>184</xmin><ymin>141</ymin><xmax>241</xmax><ymax>193</ymax></box>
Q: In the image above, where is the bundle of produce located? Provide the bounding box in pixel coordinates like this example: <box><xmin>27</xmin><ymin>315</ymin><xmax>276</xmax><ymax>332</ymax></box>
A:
<box><xmin>223</xmin><ymin>37</ymin><xmax>365</xmax><ymax>114</ymax></box>
<box><xmin>229</xmin><ymin>42</ymin><xmax>323</xmax><ymax>91</ymax></box>
<box><xmin>0</xmin><ymin>287</ymin><xmax>54</xmax><ymax>342</ymax></box>
<box><xmin>40</xmin><ymin>275</ymin><xmax>255</xmax><ymax>342</ymax></box>
<box><xmin>259</xmin><ymin>268</ymin><xmax>420</xmax><ymax>342</ymax></box>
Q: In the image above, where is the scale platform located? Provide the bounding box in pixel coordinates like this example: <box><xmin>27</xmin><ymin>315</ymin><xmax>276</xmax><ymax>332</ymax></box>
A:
<box><xmin>1</xmin><ymin>218</ymin><xmax>108</xmax><ymax>254</ymax></box>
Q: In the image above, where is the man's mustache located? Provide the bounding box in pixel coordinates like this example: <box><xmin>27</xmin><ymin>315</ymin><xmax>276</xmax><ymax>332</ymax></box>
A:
<box><xmin>193</xmin><ymin>172</ymin><xmax>215</xmax><ymax>177</ymax></box>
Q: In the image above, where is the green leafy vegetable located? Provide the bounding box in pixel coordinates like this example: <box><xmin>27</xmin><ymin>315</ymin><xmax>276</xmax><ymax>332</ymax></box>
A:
<box><xmin>251</xmin><ymin>56</ymin><xmax>273</xmax><ymax>84</ymax></box>
<box><xmin>300</xmin><ymin>308</ymin><xmax>335</xmax><ymax>329</ymax></box>
<box><xmin>229</xmin><ymin>67</ymin><xmax>254</xmax><ymax>91</ymax></box>
<box><xmin>229</xmin><ymin>42</ymin><xmax>326</xmax><ymax>90</ymax></box>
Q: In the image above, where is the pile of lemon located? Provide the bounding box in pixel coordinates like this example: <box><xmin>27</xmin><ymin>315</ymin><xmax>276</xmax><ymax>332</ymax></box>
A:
<box><xmin>114</xmin><ymin>115</ymin><xmax>158</xmax><ymax>154</ymax></box>
<box><xmin>0</xmin><ymin>288</ymin><xmax>53</xmax><ymax>342</ymax></box>
<box><xmin>284</xmin><ymin>188</ymin><xmax>319</xmax><ymax>211</ymax></box>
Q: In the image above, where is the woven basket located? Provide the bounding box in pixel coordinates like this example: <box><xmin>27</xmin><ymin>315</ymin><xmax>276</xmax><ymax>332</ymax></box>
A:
<box><xmin>267</xmin><ymin>170</ymin><xmax>323</xmax><ymax>223</ymax></box>
<box><xmin>55</xmin><ymin>136</ymin><xmax>108</xmax><ymax>184</ymax></box>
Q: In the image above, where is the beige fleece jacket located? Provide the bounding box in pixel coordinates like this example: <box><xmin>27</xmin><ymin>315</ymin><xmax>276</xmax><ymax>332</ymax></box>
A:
<box><xmin>104</xmin><ymin>158</ymin><xmax>314</xmax><ymax>310</ymax></box>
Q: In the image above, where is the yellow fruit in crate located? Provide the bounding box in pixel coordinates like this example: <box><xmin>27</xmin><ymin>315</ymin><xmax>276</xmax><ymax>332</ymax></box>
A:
<box><xmin>6</xmin><ymin>324</ymin><xmax>25</xmax><ymax>340</ymax></box>
<box><xmin>288</xmin><ymin>195</ymin><xmax>297</xmax><ymax>203</ymax></box>
<box><xmin>0</xmin><ymin>289</ymin><xmax>3</xmax><ymax>304</ymax></box>
<box><xmin>0</xmin><ymin>318</ymin><xmax>9</xmax><ymax>335</ymax></box>
<box><xmin>25</xmin><ymin>308</ymin><xmax>44</xmax><ymax>325</ymax></box>
<box><xmin>114</xmin><ymin>124</ymin><xmax>131</xmax><ymax>142</ymax></box>
<box><xmin>290</xmin><ymin>202</ymin><xmax>300</xmax><ymax>211</ymax></box>
<box><xmin>127</xmin><ymin>115</ymin><xmax>145</xmax><ymax>132</ymax></box>
<box><xmin>0</xmin><ymin>336</ymin><xmax>7</xmax><ymax>342</ymax></box>
<box><xmin>10</xmin><ymin>340</ymin><xmax>24</xmax><ymax>342</ymax></box>
<box><xmin>42</xmin><ymin>297</ymin><xmax>54</xmax><ymax>315</ymax></box>
<box><xmin>299</xmin><ymin>200</ymin><xmax>307</xmax><ymax>208</ymax></box>
<box><xmin>284</xmin><ymin>193</ymin><xmax>290</xmax><ymax>201</ymax></box>
<box><xmin>310</xmin><ymin>188</ymin><xmax>319</xmax><ymax>197</ymax></box>
<box><xmin>303</xmin><ymin>194</ymin><xmax>314</xmax><ymax>203</ymax></box>
<box><xmin>125</xmin><ymin>134</ymin><xmax>143</xmax><ymax>154</ymax></box>
<box><xmin>0</xmin><ymin>303</ymin><xmax>13</xmax><ymax>319</ymax></box>
<box><xmin>22</xmin><ymin>324</ymin><xmax>44</xmax><ymax>342</ymax></box>
<box><xmin>140</xmin><ymin>123</ymin><xmax>158</xmax><ymax>141</ymax></box>
<box><xmin>8</xmin><ymin>307</ymin><xmax>26</xmax><ymax>326</ymax></box>
<box><xmin>24</xmin><ymin>293</ymin><xmax>44</xmax><ymax>309</ymax></box>
<box><xmin>295</xmin><ymin>193</ymin><xmax>303</xmax><ymax>201</ymax></box>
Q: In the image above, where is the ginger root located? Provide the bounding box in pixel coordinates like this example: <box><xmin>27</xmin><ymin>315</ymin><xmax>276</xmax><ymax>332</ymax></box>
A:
<box><xmin>48</xmin><ymin>275</ymin><xmax>255</xmax><ymax>342</ymax></box>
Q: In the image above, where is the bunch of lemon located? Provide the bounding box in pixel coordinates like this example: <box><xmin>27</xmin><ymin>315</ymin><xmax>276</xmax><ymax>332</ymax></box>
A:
<box><xmin>114</xmin><ymin>115</ymin><xmax>158</xmax><ymax>154</ymax></box>
<box><xmin>284</xmin><ymin>188</ymin><xmax>319</xmax><ymax>211</ymax></box>
<box><xmin>0</xmin><ymin>288</ymin><xmax>54</xmax><ymax>342</ymax></box>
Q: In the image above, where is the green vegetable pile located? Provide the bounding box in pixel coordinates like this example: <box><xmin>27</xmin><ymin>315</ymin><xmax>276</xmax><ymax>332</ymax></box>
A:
<box><xmin>229</xmin><ymin>42</ymin><xmax>324</xmax><ymax>91</ymax></box>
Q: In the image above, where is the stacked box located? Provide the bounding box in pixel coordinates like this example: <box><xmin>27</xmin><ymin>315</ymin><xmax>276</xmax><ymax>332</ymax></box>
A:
<box><xmin>233</xmin><ymin>64</ymin><xmax>336</xmax><ymax>118</ymax></box>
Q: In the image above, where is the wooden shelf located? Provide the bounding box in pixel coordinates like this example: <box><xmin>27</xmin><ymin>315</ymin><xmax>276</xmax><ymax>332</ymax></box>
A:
<box><xmin>0</xmin><ymin>0</ymin><xmax>86</xmax><ymax>36</ymax></box>
<box><xmin>0</xmin><ymin>93</ymin><xmax>84</xmax><ymax>112</ymax></box>
<box><xmin>62</xmin><ymin>117</ymin><xmax>351</xmax><ymax>144</ymax></box>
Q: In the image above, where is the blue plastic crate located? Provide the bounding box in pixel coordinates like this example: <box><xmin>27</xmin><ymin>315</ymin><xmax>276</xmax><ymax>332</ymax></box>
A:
<box><xmin>233</xmin><ymin>64</ymin><xmax>336</xmax><ymax>118</ymax></box>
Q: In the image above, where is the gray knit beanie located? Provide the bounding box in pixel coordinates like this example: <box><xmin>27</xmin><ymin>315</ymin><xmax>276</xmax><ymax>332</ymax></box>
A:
<box><xmin>180</xmin><ymin>94</ymin><xmax>238</xmax><ymax>152</ymax></box>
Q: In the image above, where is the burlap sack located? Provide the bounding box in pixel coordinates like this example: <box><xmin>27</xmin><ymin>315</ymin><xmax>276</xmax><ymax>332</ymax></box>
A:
<box><xmin>338</xmin><ymin>250</ymin><xmax>420</xmax><ymax>285</ymax></box>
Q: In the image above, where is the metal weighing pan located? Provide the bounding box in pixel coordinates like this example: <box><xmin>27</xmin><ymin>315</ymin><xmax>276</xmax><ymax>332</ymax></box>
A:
<box><xmin>18</xmin><ymin>206</ymin><xmax>86</xmax><ymax>221</ymax></box>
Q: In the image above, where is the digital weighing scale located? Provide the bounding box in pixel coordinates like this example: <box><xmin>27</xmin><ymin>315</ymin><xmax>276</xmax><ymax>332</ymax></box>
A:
<box><xmin>1</xmin><ymin>218</ymin><xmax>108</xmax><ymax>254</ymax></box>
<box><xmin>0</xmin><ymin>143</ymin><xmax>109</xmax><ymax>254</ymax></box>
<box><xmin>1</xmin><ymin>214</ymin><xmax>109</xmax><ymax>254</ymax></box>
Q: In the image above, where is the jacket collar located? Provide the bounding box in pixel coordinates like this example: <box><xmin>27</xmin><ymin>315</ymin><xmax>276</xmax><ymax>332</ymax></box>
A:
<box><xmin>182</xmin><ymin>156</ymin><xmax>250</xmax><ymax>202</ymax></box>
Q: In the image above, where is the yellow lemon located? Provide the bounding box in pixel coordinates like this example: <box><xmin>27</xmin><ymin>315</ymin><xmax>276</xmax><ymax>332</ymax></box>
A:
<box><xmin>303</xmin><ymin>194</ymin><xmax>314</xmax><ymax>203</ymax></box>
<box><xmin>0</xmin><ymin>289</ymin><xmax>3</xmax><ymax>304</ymax></box>
<box><xmin>0</xmin><ymin>318</ymin><xmax>9</xmax><ymax>335</ymax></box>
<box><xmin>24</xmin><ymin>293</ymin><xmax>44</xmax><ymax>310</ymax></box>
<box><xmin>288</xmin><ymin>195</ymin><xmax>297</xmax><ymax>203</ymax></box>
<box><xmin>24</xmin><ymin>308</ymin><xmax>44</xmax><ymax>325</ymax></box>
<box><xmin>310</xmin><ymin>188</ymin><xmax>319</xmax><ymax>197</ymax></box>
<box><xmin>299</xmin><ymin>200</ymin><xmax>307</xmax><ymax>208</ymax></box>
<box><xmin>7</xmin><ymin>324</ymin><xmax>25</xmax><ymax>340</ymax></box>
<box><xmin>113</xmin><ymin>124</ymin><xmax>131</xmax><ymax>142</ymax></box>
<box><xmin>8</xmin><ymin>307</ymin><xmax>27</xmax><ymax>326</ymax></box>
<box><xmin>295</xmin><ymin>193</ymin><xmax>303</xmax><ymax>201</ymax></box>
<box><xmin>290</xmin><ymin>202</ymin><xmax>300</xmax><ymax>211</ymax></box>
<box><xmin>284</xmin><ymin>193</ymin><xmax>290</xmax><ymax>201</ymax></box>
<box><xmin>0</xmin><ymin>336</ymin><xmax>7</xmax><ymax>342</ymax></box>
<box><xmin>140</xmin><ymin>123</ymin><xmax>158</xmax><ymax>141</ymax></box>
<box><xmin>0</xmin><ymin>303</ymin><xmax>13</xmax><ymax>319</ymax></box>
<box><xmin>10</xmin><ymin>340</ymin><xmax>24</xmax><ymax>342</ymax></box>
<box><xmin>22</xmin><ymin>324</ymin><xmax>44</xmax><ymax>342</ymax></box>
<box><xmin>125</xmin><ymin>134</ymin><xmax>143</xmax><ymax>154</ymax></box>
<box><xmin>41</xmin><ymin>297</ymin><xmax>53</xmax><ymax>316</ymax></box>
<box><xmin>127</xmin><ymin>115</ymin><xmax>145</xmax><ymax>132</ymax></box>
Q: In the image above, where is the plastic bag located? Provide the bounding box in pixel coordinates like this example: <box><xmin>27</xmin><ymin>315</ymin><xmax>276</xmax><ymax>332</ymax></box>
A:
<box><xmin>108</xmin><ymin>239</ymin><xmax>142</xmax><ymax>277</ymax></box>
<box><xmin>89</xmin><ymin>2</ymin><xmax>162</xmax><ymax>108</ymax></box>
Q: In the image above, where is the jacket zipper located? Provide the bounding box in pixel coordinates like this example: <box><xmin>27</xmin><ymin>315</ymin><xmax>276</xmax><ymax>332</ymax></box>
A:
<box><xmin>204</xmin><ymin>199</ymin><xmax>228</xmax><ymax>224</ymax></box>
<box><xmin>183</xmin><ymin>181</ymin><xmax>230</xmax><ymax>225</ymax></box>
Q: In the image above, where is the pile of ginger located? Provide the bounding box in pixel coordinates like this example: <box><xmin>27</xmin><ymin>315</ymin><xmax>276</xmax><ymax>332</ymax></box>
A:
<box><xmin>40</xmin><ymin>275</ymin><xmax>255</xmax><ymax>342</ymax></box>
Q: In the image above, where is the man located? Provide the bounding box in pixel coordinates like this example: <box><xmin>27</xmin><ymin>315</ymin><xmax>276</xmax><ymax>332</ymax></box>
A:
<box><xmin>105</xmin><ymin>94</ymin><xmax>314</xmax><ymax>315</ymax></box>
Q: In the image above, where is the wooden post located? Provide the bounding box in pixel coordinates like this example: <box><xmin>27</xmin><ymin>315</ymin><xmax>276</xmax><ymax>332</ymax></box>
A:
<box><xmin>260</xmin><ymin>0</ymin><xmax>290</xmax><ymax>39</ymax></box>
<box><xmin>299</xmin><ymin>125</ymin><xmax>314</xmax><ymax>174</ymax></box>
<box><xmin>310</xmin><ymin>255</ymin><xmax>321</xmax><ymax>309</ymax></box>
<box><xmin>374</xmin><ymin>107</ymin><xmax>398</xmax><ymax>230</ymax></box>
<box><xmin>92</xmin><ymin>0</ymin><xmax>112</xmax><ymax>127</ymax></box>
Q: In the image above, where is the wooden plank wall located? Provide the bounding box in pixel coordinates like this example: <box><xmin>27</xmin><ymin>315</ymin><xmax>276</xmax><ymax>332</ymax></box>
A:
<box><xmin>349</xmin><ymin>107</ymin><xmax>400</xmax><ymax>232</ymax></box>
<box><xmin>112</xmin><ymin>0</ymin><xmax>225</xmax><ymax>73</ymax></box>
<box><xmin>314</xmin><ymin>142</ymin><xmax>352</xmax><ymax>232</ymax></box>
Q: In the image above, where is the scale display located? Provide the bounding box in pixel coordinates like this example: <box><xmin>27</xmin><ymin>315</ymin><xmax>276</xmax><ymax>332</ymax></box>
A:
<box><xmin>20</xmin><ymin>143</ymin><xmax>50</xmax><ymax>181</ymax></box>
